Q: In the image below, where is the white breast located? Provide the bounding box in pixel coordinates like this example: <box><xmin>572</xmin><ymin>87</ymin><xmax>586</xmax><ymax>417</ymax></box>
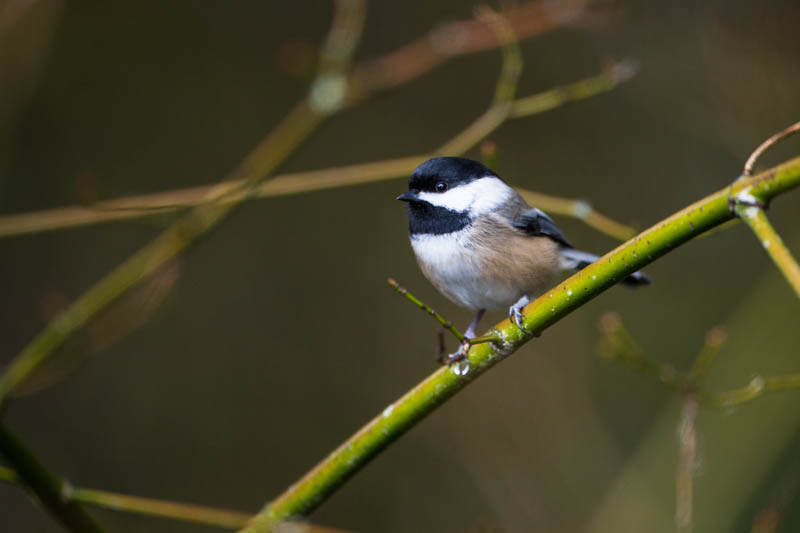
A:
<box><xmin>410</xmin><ymin>229</ymin><xmax>521</xmax><ymax>311</ymax></box>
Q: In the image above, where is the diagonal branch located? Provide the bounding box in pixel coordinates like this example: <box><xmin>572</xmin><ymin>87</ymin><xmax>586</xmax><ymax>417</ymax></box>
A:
<box><xmin>734</xmin><ymin>120</ymin><xmax>800</xmax><ymax>298</ymax></box>
<box><xmin>65</xmin><ymin>487</ymin><xmax>251</xmax><ymax>531</ymax></box>
<box><xmin>598</xmin><ymin>311</ymin><xmax>685</xmax><ymax>391</ymax></box>
<box><xmin>238</xmin><ymin>151</ymin><xmax>800</xmax><ymax>531</ymax></box>
<box><xmin>0</xmin><ymin>461</ymin><xmax>249</xmax><ymax>529</ymax></box>
<box><xmin>0</xmin><ymin>62</ymin><xmax>636</xmax><ymax>241</ymax></box>
<box><xmin>0</xmin><ymin>0</ymin><xmax>591</xmax><ymax>240</ymax></box>
<box><xmin>0</xmin><ymin>58</ymin><xmax>636</xmax><ymax>403</ymax></box>
<box><xmin>743</xmin><ymin>120</ymin><xmax>800</xmax><ymax>177</ymax></box>
<box><xmin>344</xmin><ymin>0</ymin><xmax>589</xmax><ymax>102</ymax></box>
<box><xmin>0</xmin><ymin>0</ymin><xmax>367</xmax><ymax>405</ymax></box>
<box><xmin>0</xmin><ymin>465</ymin><xmax>346</xmax><ymax>532</ymax></box>
<box><xmin>388</xmin><ymin>278</ymin><xmax>466</xmax><ymax>343</ymax></box>
<box><xmin>733</xmin><ymin>203</ymin><xmax>800</xmax><ymax>298</ymax></box>
<box><xmin>708</xmin><ymin>374</ymin><xmax>800</xmax><ymax>408</ymax></box>
<box><xmin>599</xmin><ymin>311</ymin><xmax>800</xmax><ymax>410</ymax></box>
<box><xmin>0</xmin><ymin>423</ymin><xmax>105</xmax><ymax>532</ymax></box>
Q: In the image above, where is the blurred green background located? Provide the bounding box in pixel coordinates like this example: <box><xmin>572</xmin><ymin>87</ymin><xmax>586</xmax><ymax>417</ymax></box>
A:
<box><xmin>2</xmin><ymin>1</ymin><xmax>800</xmax><ymax>531</ymax></box>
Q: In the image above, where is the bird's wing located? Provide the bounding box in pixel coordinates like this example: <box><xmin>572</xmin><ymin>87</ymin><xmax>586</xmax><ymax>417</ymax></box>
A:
<box><xmin>512</xmin><ymin>207</ymin><xmax>573</xmax><ymax>248</ymax></box>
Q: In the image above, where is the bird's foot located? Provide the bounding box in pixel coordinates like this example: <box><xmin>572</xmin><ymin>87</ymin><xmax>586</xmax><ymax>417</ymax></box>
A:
<box><xmin>438</xmin><ymin>340</ymin><xmax>469</xmax><ymax>364</ymax></box>
<box><xmin>437</xmin><ymin>340</ymin><xmax>472</xmax><ymax>376</ymax></box>
<box><xmin>435</xmin><ymin>310</ymin><xmax>485</xmax><ymax>376</ymax></box>
<box><xmin>509</xmin><ymin>295</ymin><xmax>531</xmax><ymax>332</ymax></box>
<box><xmin>510</xmin><ymin>306</ymin><xmax>526</xmax><ymax>331</ymax></box>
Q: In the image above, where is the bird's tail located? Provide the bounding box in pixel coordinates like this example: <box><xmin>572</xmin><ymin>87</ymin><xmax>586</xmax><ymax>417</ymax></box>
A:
<box><xmin>559</xmin><ymin>248</ymin><xmax>651</xmax><ymax>286</ymax></box>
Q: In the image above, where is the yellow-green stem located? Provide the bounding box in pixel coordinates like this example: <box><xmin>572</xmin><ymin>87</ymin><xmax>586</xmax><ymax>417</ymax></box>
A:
<box><xmin>734</xmin><ymin>203</ymin><xmax>800</xmax><ymax>298</ymax></box>
<box><xmin>241</xmin><ymin>158</ymin><xmax>800</xmax><ymax>532</ymax></box>
<box><xmin>708</xmin><ymin>374</ymin><xmax>800</xmax><ymax>408</ymax></box>
<box><xmin>0</xmin><ymin>103</ymin><xmax>324</xmax><ymax>405</ymax></box>
<box><xmin>387</xmin><ymin>279</ymin><xmax>465</xmax><ymax>343</ymax></box>
<box><xmin>0</xmin><ymin>64</ymin><xmax>636</xmax><ymax>241</ymax></box>
<box><xmin>0</xmin><ymin>0</ymin><xmax>368</xmax><ymax>405</ymax></box>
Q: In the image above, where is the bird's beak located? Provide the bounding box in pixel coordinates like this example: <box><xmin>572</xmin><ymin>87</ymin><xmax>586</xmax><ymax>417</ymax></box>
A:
<box><xmin>396</xmin><ymin>190</ymin><xmax>419</xmax><ymax>202</ymax></box>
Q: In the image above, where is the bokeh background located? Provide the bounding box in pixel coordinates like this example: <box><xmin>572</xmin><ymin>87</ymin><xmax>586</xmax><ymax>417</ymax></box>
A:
<box><xmin>2</xmin><ymin>1</ymin><xmax>800</xmax><ymax>531</ymax></box>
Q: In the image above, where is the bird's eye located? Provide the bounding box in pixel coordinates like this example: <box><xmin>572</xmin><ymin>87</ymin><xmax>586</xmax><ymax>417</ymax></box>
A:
<box><xmin>435</xmin><ymin>182</ymin><xmax>448</xmax><ymax>192</ymax></box>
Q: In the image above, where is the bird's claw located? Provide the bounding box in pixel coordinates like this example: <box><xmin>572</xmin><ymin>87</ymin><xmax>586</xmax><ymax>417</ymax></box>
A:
<box><xmin>446</xmin><ymin>340</ymin><xmax>470</xmax><ymax>363</ymax></box>
<box><xmin>508</xmin><ymin>296</ymin><xmax>531</xmax><ymax>333</ymax></box>
<box><xmin>510</xmin><ymin>306</ymin><xmax>527</xmax><ymax>332</ymax></box>
<box><xmin>436</xmin><ymin>341</ymin><xmax>472</xmax><ymax>375</ymax></box>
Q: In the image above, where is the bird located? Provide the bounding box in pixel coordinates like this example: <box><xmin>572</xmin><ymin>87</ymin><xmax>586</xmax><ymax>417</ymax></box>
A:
<box><xmin>397</xmin><ymin>156</ymin><xmax>649</xmax><ymax>364</ymax></box>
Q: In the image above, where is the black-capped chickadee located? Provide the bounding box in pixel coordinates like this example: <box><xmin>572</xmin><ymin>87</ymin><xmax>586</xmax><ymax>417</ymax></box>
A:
<box><xmin>397</xmin><ymin>157</ymin><xmax>649</xmax><ymax>362</ymax></box>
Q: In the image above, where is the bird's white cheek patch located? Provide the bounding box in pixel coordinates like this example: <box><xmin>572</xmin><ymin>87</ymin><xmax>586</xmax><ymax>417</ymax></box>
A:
<box><xmin>417</xmin><ymin>177</ymin><xmax>513</xmax><ymax>215</ymax></box>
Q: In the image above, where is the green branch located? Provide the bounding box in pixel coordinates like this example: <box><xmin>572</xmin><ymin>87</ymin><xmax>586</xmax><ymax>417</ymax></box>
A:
<box><xmin>0</xmin><ymin>65</ymin><xmax>636</xmax><ymax>410</ymax></box>
<box><xmin>599</xmin><ymin>308</ymin><xmax>800</xmax><ymax>409</ymax></box>
<box><xmin>0</xmin><ymin>1</ymin><xmax>593</xmax><ymax>241</ymax></box>
<box><xmin>598</xmin><ymin>309</ymin><xmax>799</xmax><ymax>532</ymax></box>
<box><xmin>708</xmin><ymin>373</ymin><xmax>800</xmax><ymax>408</ymax></box>
<box><xmin>733</xmin><ymin>203</ymin><xmax>800</xmax><ymax>298</ymax></box>
<box><xmin>240</xmin><ymin>159</ymin><xmax>800</xmax><ymax>530</ymax></box>
<box><xmin>597</xmin><ymin>312</ymin><xmax>686</xmax><ymax>391</ymax></box>
<box><xmin>0</xmin><ymin>464</ymin><xmax>352</xmax><ymax>531</ymax></box>
<box><xmin>387</xmin><ymin>278</ymin><xmax>465</xmax><ymax>343</ymax></box>
<box><xmin>0</xmin><ymin>0</ymin><xmax>368</xmax><ymax>406</ymax></box>
<box><xmin>0</xmin><ymin>63</ymin><xmax>637</xmax><ymax>241</ymax></box>
<box><xmin>0</xmin><ymin>423</ymin><xmax>104</xmax><ymax>532</ymax></box>
<box><xmin>0</xmin><ymin>461</ymin><xmax>250</xmax><ymax>529</ymax></box>
<box><xmin>734</xmin><ymin>119</ymin><xmax>800</xmax><ymax>298</ymax></box>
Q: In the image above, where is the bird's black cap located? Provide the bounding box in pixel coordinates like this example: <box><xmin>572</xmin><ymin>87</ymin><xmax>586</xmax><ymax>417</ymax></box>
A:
<box><xmin>406</xmin><ymin>157</ymin><xmax>497</xmax><ymax>194</ymax></box>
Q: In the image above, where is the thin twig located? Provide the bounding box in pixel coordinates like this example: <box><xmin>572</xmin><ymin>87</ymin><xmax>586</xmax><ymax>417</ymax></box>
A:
<box><xmin>598</xmin><ymin>311</ymin><xmax>800</xmax><ymax>409</ymax></box>
<box><xmin>743</xmin><ymin>120</ymin><xmax>800</xmax><ymax>176</ymax></box>
<box><xmin>0</xmin><ymin>423</ymin><xmax>105</xmax><ymax>532</ymax></box>
<box><xmin>387</xmin><ymin>278</ymin><xmax>465</xmax><ymax>343</ymax></box>
<box><xmin>0</xmin><ymin>464</ymin><xmax>249</xmax><ymax>528</ymax></box>
<box><xmin>433</xmin><ymin>5</ymin><xmax>522</xmax><ymax>157</ymax></box>
<box><xmin>0</xmin><ymin>62</ymin><xmax>638</xmax><ymax>241</ymax></box>
<box><xmin>468</xmin><ymin>334</ymin><xmax>503</xmax><ymax>345</ymax></box>
<box><xmin>0</xmin><ymin>109</ymin><xmax>326</xmax><ymax>405</ymax></box>
<box><xmin>733</xmin><ymin>204</ymin><xmax>800</xmax><ymax>298</ymax></box>
<box><xmin>344</xmin><ymin>0</ymin><xmax>590</xmax><ymax>102</ymax></box>
<box><xmin>196</xmin><ymin>0</ymin><xmax>366</xmax><ymax>209</ymax></box>
<box><xmin>238</xmin><ymin>116</ymin><xmax>800</xmax><ymax>533</ymax></box>
<box><xmin>0</xmin><ymin>464</ymin><xmax>347</xmax><ymax>531</ymax></box>
<box><xmin>0</xmin><ymin>0</ymin><xmax>367</xmax><ymax>405</ymax></box>
<box><xmin>387</xmin><ymin>279</ymin><xmax>502</xmax><ymax>347</ymax></box>
<box><xmin>597</xmin><ymin>312</ymin><xmax>685</xmax><ymax>390</ymax></box>
<box><xmin>69</xmin><ymin>488</ymin><xmax>250</xmax><ymax>530</ymax></box>
<box><xmin>676</xmin><ymin>394</ymin><xmax>698</xmax><ymax>533</ymax></box>
<box><xmin>598</xmin><ymin>313</ymin><xmax>794</xmax><ymax>533</ymax></box>
<box><xmin>510</xmin><ymin>58</ymin><xmax>638</xmax><ymax>117</ymax></box>
<box><xmin>477</xmin><ymin>6</ymin><xmax>523</xmax><ymax>106</ymax></box>
<box><xmin>687</xmin><ymin>327</ymin><xmax>727</xmax><ymax>383</ymax></box>
<box><xmin>708</xmin><ymin>374</ymin><xmax>800</xmax><ymax>408</ymax></box>
<box><xmin>0</xmin><ymin>0</ymin><xmax>591</xmax><ymax>240</ymax></box>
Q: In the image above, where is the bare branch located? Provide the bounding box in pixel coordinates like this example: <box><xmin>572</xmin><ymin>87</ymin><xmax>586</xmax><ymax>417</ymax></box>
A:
<box><xmin>676</xmin><ymin>395</ymin><xmax>698</xmax><ymax>533</ymax></box>
<box><xmin>734</xmin><ymin>204</ymin><xmax>800</xmax><ymax>298</ymax></box>
<box><xmin>239</xmin><ymin>148</ymin><xmax>800</xmax><ymax>532</ymax></box>
<box><xmin>387</xmin><ymin>278</ymin><xmax>466</xmax><ymax>343</ymax></box>
<box><xmin>0</xmin><ymin>63</ymin><xmax>638</xmax><ymax>243</ymax></box>
<box><xmin>0</xmin><ymin>423</ymin><xmax>105</xmax><ymax>532</ymax></box>
<box><xmin>0</xmin><ymin>0</ymin><xmax>367</xmax><ymax>405</ymax></box>
<box><xmin>743</xmin><ymin>120</ymin><xmax>800</xmax><ymax>176</ymax></box>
